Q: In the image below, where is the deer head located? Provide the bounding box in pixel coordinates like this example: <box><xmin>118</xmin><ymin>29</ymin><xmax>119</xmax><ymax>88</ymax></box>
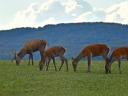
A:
<box><xmin>39</xmin><ymin>59</ymin><xmax>45</xmax><ymax>71</ymax></box>
<box><xmin>13</xmin><ymin>50</ymin><xmax>21</xmax><ymax>66</ymax></box>
<box><xmin>105</xmin><ymin>57</ymin><xmax>111</xmax><ymax>74</ymax></box>
<box><xmin>72</xmin><ymin>57</ymin><xmax>78</xmax><ymax>72</ymax></box>
<box><xmin>15</xmin><ymin>55</ymin><xmax>21</xmax><ymax>66</ymax></box>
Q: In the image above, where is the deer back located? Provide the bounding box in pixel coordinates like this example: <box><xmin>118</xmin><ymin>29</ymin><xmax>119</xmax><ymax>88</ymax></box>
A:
<box><xmin>44</xmin><ymin>46</ymin><xmax>66</xmax><ymax>58</ymax></box>
<box><xmin>24</xmin><ymin>40</ymin><xmax>47</xmax><ymax>52</ymax></box>
<box><xmin>111</xmin><ymin>47</ymin><xmax>128</xmax><ymax>59</ymax></box>
<box><xmin>81</xmin><ymin>44</ymin><xmax>109</xmax><ymax>56</ymax></box>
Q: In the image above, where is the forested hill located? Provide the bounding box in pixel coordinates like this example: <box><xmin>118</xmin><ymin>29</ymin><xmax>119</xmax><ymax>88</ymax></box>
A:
<box><xmin>0</xmin><ymin>22</ymin><xmax>128</xmax><ymax>59</ymax></box>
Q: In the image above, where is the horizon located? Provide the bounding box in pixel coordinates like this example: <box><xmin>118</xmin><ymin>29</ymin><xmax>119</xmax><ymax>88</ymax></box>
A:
<box><xmin>0</xmin><ymin>22</ymin><xmax>128</xmax><ymax>31</ymax></box>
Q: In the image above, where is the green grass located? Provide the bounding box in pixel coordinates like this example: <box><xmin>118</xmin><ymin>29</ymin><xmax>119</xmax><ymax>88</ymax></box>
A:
<box><xmin>0</xmin><ymin>60</ymin><xmax>128</xmax><ymax>96</ymax></box>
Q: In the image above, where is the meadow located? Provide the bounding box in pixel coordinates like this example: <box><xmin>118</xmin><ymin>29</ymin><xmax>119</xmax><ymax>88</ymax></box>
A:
<box><xmin>0</xmin><ymin>60</ymin><xmax>128</xmax><ymax>96</ymax></box>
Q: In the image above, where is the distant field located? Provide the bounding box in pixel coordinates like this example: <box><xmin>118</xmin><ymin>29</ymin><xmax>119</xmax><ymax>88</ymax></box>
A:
<box><xmin>0</xmin><ymin>60</ymin><xmax>128</xmax><ymax>96</ymax></box>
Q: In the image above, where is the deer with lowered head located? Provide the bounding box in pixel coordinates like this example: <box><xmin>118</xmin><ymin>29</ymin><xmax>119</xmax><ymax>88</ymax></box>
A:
<box><xmin>72</xmin><ymin>44</ymin><xmax>110</xmax><ymax>73</ymax></box>
<box><xmin>15</xmin><ymin>39</ymin><xmax>47</xmax><ymax>65</ymax></box>
<box><xmin>39</xmin><ymin>46</ymin><xmax>68</xmax><ymax>71</ymax></box>
<box><xmin>106</xmin><ymin>47</ymin><xmax>128</xmax><ymax>74</ymax></box>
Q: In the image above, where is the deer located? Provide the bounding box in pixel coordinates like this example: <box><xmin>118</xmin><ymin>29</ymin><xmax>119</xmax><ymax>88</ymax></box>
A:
<box><xmin>15</xmin><ymin>39</ymin><xmax>47</xmax><ymax>65</ymax></box>
<box><xmin>72</xmin><ymin>44</ymin><xmax>110</xmax><ymax>73</ymax></box>
<box><xmin>107</xmin><ymin>47</ymin><xmax>128</xmax><ymax>74</ymax></box>
<box><xmin>39</xmin><ymin>46</ymin><xmax>68</xmax><ymax>71</ymax></box>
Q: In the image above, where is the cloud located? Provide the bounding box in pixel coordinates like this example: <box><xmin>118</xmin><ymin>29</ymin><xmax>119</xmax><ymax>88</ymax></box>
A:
<box><xmin>63</xmin><ymin>0</ymin><xmax>92</xmax><ymax>15</ymax></box>
<box><xmin>74</xmin><ymin>9</ymin><xmax>106</xmax><ymax>22</ymax></box>
<box><xmin>74</xmin><ymin>12</ymin><xmax>94</xmax><ymax>22</ymax></box>
<box><xmin>105</xmin><ymin>1</ymin><xmax>128</xmax><ymax>24</ymax></box>
<box><xmin>0</xmin><ymin>0</ymin><xmax>93</xmax><ymax>30</ymax></box>
<box><xmin>0</xmin><ymin>0</ymin><xmax>128</xmax><ymax>30</ymax></box>
<box><xmin>74</xmin><ymin>1</ymin><xmax>128</xmax><ymax>24</ymax></box>
<box><xmin>35</xmin><ymin>0</ymin><xmax>93</xmax><ymax>24</ymax></box>
<box><xmin>63</xmin><ymin>0</ymin><xmax>78</xmax><ymax>14</ymax></box>
<box><xmin>0</xmin><ymin>2</ymin><xmax>41</xmax><ymax>29</ymax></box>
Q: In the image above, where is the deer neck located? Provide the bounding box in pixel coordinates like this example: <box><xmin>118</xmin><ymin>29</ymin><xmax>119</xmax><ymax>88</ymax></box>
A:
<box><xmin>17</xmin><ymin>48</ymin><xmax>26</xmax><ymax>59</ymax></box>
<box><xmin>109</xmin><ymin>54</ymin><xmax>114</xmax><ymax>65</ymax></box>
<box><xmin>75</xmin><ymin>54</ymin><xmax>83</xmax><ymax>63</ymax></box>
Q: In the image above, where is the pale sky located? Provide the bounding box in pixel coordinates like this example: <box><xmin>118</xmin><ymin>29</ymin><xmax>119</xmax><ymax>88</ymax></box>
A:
<box><xmin>0</xmin><ymin>0</ymin><xmax>128</xmax><ymax>30</ymax></box>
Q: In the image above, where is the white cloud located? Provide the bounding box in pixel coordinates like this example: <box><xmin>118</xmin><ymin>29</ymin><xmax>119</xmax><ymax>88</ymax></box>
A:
<box><xmin>12</xmin><ymin>3</ymin><xmax>38</xmax><ymax>26</ymax></box>
<box><xmin>40</xmin><ymin>17</ymin><xmax>58</xmax><ymax>26</ymax></box>
<box><xmin>74</xmin><ymin>12</ymin><xmax>94</xmax><ymax>22</ymax></box>
<box><xmin>105</xmin><ymin>1</ymin><xmax>128</xmax><ymax>24</ymax></box>
<box><xmin>0</xmin><ymin>0</ymin><xmax>60</xmax><ymax>30</ymax></box>
<box><xmin>74</xmin><ymin>9</ymin><xmax>106</xmax><ymax>22</ymax></box>
<box><xmin>0</xmin><ymin>0</ymin><xmax>93</xmax><ymax>30</ymax></box>
<box><xmin>74</xmin><ymin>1</ymin><xmax>128</xmax><ymax>24</ymax></box>
<box><xmin>0</xmin><ymin>0</ymin><xmax>128</xmax><ymax>30</ymax></box>
<box><xmin>64</xmin><ymin>0</ymin><xmax>78</xmax><ymax>14</ymax></box>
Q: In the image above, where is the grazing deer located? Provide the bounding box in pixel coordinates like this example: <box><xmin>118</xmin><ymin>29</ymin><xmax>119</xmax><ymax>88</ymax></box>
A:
<box><xmin>15</xmin><ymin>39</ymin><xmax>47</xmax><ymax>65</ymax></box>
<box><xmin>39</xmin><ymin>46</ymin><xmax>68</xmax><ymax>71</ymax></box>
<box><xmin>72</xmin><ymin>44</ymin><xmax>110</xmax><ymax>73</ymax></box>
<box><xmin>107</xmin><ymin>47</ymin><xmax>128</xmax><ymax>74</ymax></box>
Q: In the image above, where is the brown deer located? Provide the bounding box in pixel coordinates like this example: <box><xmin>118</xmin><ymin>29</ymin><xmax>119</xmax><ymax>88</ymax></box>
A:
<box><xmin>39</xmin><ymin>46</ymin><xmax>68</xmax><ymax>71</ymax></box>
<box><xmin>72</xmin><ymin>44</ymin><xmax>110</xmax><ymax>73</ymax></box>
<box><xmin>107</xmin><ymin>47</ymin><xmax>128</xmax><ymax>74</ymax></box>
<box><xmin>15</xmin><ymin>39</ymin><xmax>47</xmax><ymax>65</ymax></box>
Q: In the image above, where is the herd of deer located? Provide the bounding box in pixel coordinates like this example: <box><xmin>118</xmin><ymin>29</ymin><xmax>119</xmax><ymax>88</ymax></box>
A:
<box><xmin>14</xmin><ymin>39</ymin><xmax>128</xmax><ymax>74</ymax></box>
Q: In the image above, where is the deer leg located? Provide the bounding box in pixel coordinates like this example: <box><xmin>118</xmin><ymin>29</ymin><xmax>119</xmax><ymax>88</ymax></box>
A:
<box><xmin>28</xmin><ymin>55</ymin><xmax>31</xmax><ymax>65</ymax></box>
<box><xmin>105</xmin><ymin>64</ymin><xmax>109</xmax><ymax>74</ymax></box>
<box><xmin>64</xmin><ymin>57</ymin><xmax>68</xmax><ymax>71</ymax></box>
<box><xmin>109</xmin><ymin>58</ymin><xmax>117</xmax><ymax>74</ymax></box>
<box><xmin>52</xmin><ymin>57</ymin><xmax>57</xmax><ymax>71</ymax></box>
<box><xmin>46</xmin><ymin>59</ymin><xmax>51</xmax><ymax>71</ymax></box>
<box><xmin>118</xmin><ymin>59</ymin><xmax>122</xmax><ymax>74</ymax></box>
<box><xmin>39</xmin><ymin>50</ymin><xmax>44</xmax><ymax>59</ymax></box>
<box><xmin>87</xmin><ymin>55</ymin><xmax>92</xmax><ymax>73</ymax></box>
<box><xmin>31</xmin><ymin>54</ymin><xmax>34</xmax><ymax>65</ymax></box>
<box><xmin>39</xmin><ymin>60</ymin><xmax>44</xmax><ymax>71</ymax></box>
<box><xmin>59</xmin><ymin>57</ymin><xmax>64</xmax><ymax>71</ymax></box>
<box><xmin>59</xmin><ymin>56</ymin><xmax>68</xmax><ymax>71</ymax></box>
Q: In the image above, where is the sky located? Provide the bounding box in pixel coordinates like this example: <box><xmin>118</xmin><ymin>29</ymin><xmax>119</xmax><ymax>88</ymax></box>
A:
<box><xmin>0</xmin><ymin>0</ymin><xmax>128</xmax><ymax>30</ymax></box>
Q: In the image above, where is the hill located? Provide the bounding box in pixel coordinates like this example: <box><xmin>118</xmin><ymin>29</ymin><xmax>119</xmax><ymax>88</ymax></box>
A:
<box><xmin>0</xmin><ymin>22</ymin><xmax>128</xmax><ymax>59</ymax></box>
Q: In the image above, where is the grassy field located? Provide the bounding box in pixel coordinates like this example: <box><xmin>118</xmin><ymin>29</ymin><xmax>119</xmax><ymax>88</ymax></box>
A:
<box><xmin>0</xmin><ymin>60</ymin><xmax>128</xmax><ymax>96</ymax></box>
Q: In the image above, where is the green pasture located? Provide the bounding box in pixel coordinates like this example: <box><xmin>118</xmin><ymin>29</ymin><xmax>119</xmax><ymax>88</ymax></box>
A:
<box><xmin>0</xmin><ymin>60</ymin><xmax>128</xmax><ymax>96</ymax></box>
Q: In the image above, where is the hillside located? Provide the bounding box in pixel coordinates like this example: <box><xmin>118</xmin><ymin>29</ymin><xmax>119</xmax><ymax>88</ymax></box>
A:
<box><xmin>0</xmin><ymin>22</ymin><xmax>128</xmax><ymax>59</ymax></box>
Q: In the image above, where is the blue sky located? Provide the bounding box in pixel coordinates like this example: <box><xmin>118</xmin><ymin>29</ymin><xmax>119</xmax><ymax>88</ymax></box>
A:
<box><xmin>0</xmin><ymin>0</ymin><xmax>128</xmax><ymax>30</ymax></box>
